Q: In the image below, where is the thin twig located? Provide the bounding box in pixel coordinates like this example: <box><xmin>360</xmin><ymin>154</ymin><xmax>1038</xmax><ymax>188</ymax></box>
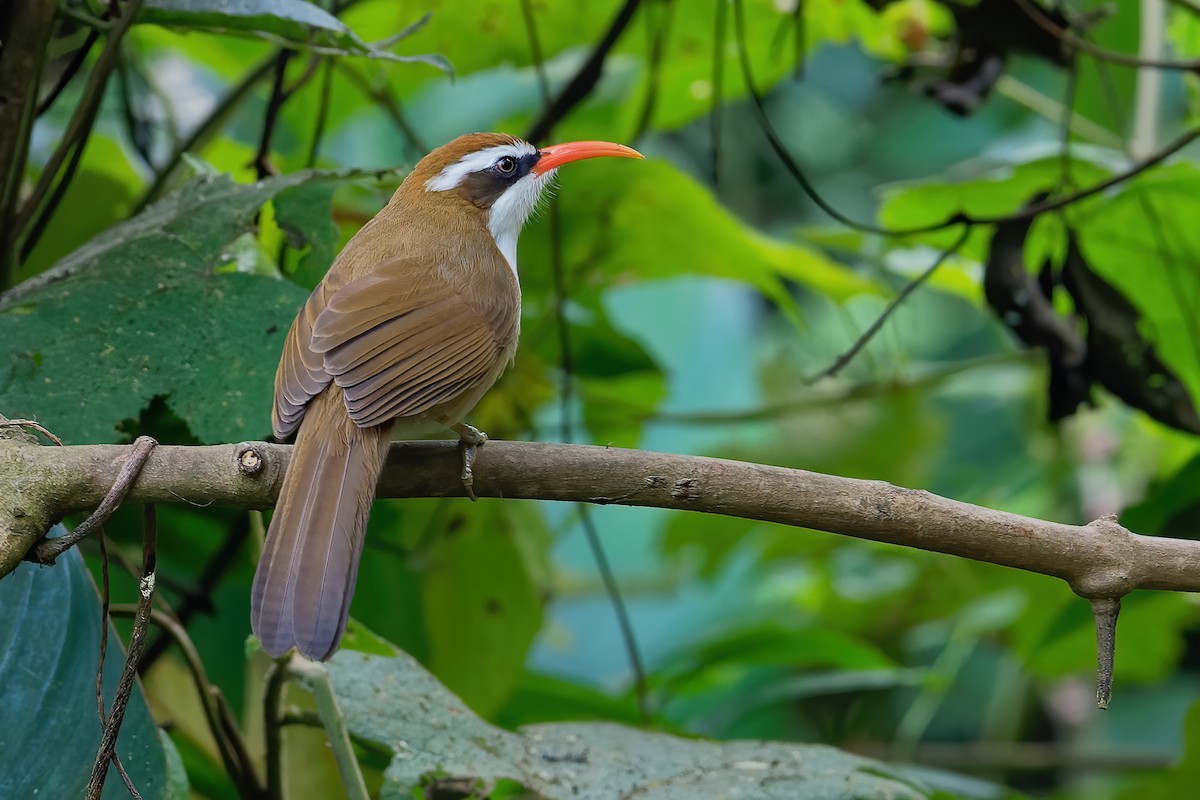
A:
<box><xmin>92</xmin><ymin>529</ymin><xmax>140</xmax><ymax>797</ymax></box>
<box><xmin>519</xmin><ymin>0</ymin><xmax>551</xmax><ymax>101</ymax></box>
<box><xmin>0</xmin><ymin>0</ymin><xmax>58</xmax><ymax>287</ymax></box>
<box><xmin>19</xmin><ymin>116</ymin><xmax>90</xmax><ymax>261</ymax></box>
<box><xmin>730</xmin><ymin>0</ymin><xmax>1200</xmax><ymax>237</ymax></box>
<box><xmin>264</xmin><ymin>660</ymin><xmax>289</xmax><ymax>800</ymax></box>
<box><xmin>1168</xmin><ymin>0</ymin><xmax>1200</xmax><ymax>15</ymax></box>
<box><xmin>288</xmin><ymin>658</ymin><xmax>370</xmax><ymax>800</ymax></box>
<box><xmin>140</xmin><ymin>513</ymin><xmax>252</xmax><ymax>671</ymax></box>
<box><xmin>14</xmin><ymin>0</ymin><xmax>145</xmax><ymax>258</ymax></box>
<box><xmin>85</xmin><ymin>505</ymin><xmax>157</xmax><ymax>800</ymax></box>
<box><xmin>1058</xmin><ymin>58</ymin><xmax>1080</xmax><ymax>192</ymax></box>
<box><xmin>336</xmin><ymin>63</ymin><xmax>427</xmax><ymax>153</ymax></box>
<box><xmin>630</xmin><ymin>0</ymin><xmax>677</xmax><ymax>141</ymax></box>
<box><xmin>809</xmin><ymin>227</ymin><xmax>971</xmax><ymax>382</ymax></box>
<box><xmin>995</xmin><ymin>75</ymin><xmax>1125</xmax><ymax>149</ymax></box>
<box><xmin>521</xmin><ymin>0</ymin><xmax>651</xmax><ymax>721</ymax></box>
<box><xmin>0</xmin><ymin>418</ymin><xmax>64</xmax><ymax>445</ymax></box>
<box><xmin>564</xmin><ymin>352</ymin><xmax>1029</xmax><ymax>429</ymax></box>
<box><xmin>36</xmin><ymin>29</ymin><xmax>101</xmax><ymax>116</ymax></box>
<box><xmin>115</xmin><ymin>48</ymin><xmax>154</xmax><ymax>169</ymax></box>
<box><xmin>525</xmin><ymin>0</ymin><xmax>645</xmax><ymax>143</ymax></box>
<box><xmin>255</xmin><ymin>51</ymin><xmax>295</xmax><ymax>179</ymax></box>
<box><xmin>136</xmin><ymin>55</ymin><xmax>277</xmax><ymax>212</ymax></box>
<box><xmin>55</xmin><ymin>3</ymin><xmax>114</xmax><ymax>30</ymax></box>
<box><xmin>28</xmin><ymin>436</ymin><xmax>157</xmax><ymax>564</ymax></box>
<box><xmin>111</xmin><ymin>605</ymin><xmax>262</xmax><ymax>797</ymax></box>
<box><xmin>709</xmin><ymin>0</ymin><xmax>728</xmax><ymax>187</ymax></box>
<box><xmin>1088</xmin><ymin>42</ymin><xmax>1200</xmax><ymax>398</ymax></box>
<box><xmin>306</xmin><ymin>59</ymin><xmax>335</xmax><ymax>168</ymax></box>
<box><xmin>1014</xmin><ymin>0</ymin><xmax>1200</xmax><ymax>72</ymax></box>
<box><xmin>578</xmin><ymin>506</ymin><xmax>649</xmax><ymax>719</ymax></box>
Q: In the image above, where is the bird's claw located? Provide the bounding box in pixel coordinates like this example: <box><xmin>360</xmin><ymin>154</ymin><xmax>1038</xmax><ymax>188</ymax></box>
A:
<box><xmin>453</xmin><ymin>423</ymin><xmax>488</xmax><ymax>501</ymax></box>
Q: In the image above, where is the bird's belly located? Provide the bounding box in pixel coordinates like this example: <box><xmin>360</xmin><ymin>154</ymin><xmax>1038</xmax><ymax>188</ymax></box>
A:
<box><xmin>388</xmin><ymin>343</ymin><xmax>515</xmax><ymax>439</ymax></box>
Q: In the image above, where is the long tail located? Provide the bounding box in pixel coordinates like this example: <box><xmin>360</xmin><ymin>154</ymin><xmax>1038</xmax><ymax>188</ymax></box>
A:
<box><xmin>251</xmin><ymin>388</ymin><xmax>392</xmax><ymax>660</ymax></box>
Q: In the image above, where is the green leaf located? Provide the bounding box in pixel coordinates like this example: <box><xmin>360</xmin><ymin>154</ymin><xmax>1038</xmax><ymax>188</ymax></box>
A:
<box><xmin>1170</xmin><ymin>6</ymin><xmax>1200</xmax><ymax>120</ymax></box>
<box><xmin>274</xmin><ymin>180</ymin><xmax>345</xmax><ymax>288</ymax></box>
<box><xmin>1116</xmin><ymin>700</ymin><xmax>1200</xmax><ymax>800</ymax></box>
<box><xmin>1121</xmin><ymin>453</ymin><xmax>1200</xmax><ymax>539</ymax></box>
<box><xmin>522</xmin><ymin>159</ymin><xmax>875</xmax><ymax>325</ymax></box>
<box><xmin>878</xmin><ymin>153</ymin><xmax>1114</xmax><ymax>254</ymax></box>
<box><xmin>326</xmin><ymin>649</ymin><xmax>938</xmax><ymax>800</ymax></box>
<box><xmin>1071</xmin><ymin>163</ymin><xmax>1200</xmax><ymax>419</ymax></box>
<box><xmin>159</xmin><ymin>730</ymin><xmax>191</xmax><ymax>800</ymax></box>
<box><xmin>340</xmin><ymin>617</ymin><xmax>401</xmax><ymax>657</ymax></box>
<box><xmin>0</xmin><ymin>171</ymin><xmax>353</xmax><ymax>444</ymax></box>
<box><xmin>421</xmin><ymin>502</ymin><xmax>550</xmax><ymax>716</ymax></box>
<box><xmin>139</xmin><ymin>0</ymin><xmax>450</xmax><ymax>70</ymax></box>
<box><xmin>0</xmin><ymin>539</ymin><xmax>169</xmax><ymax>799</ymax></box>
<box><xmin>494</xmin><ymin>672</ymin><xmax>642</xmax><ymax>729</ymax></box>
<box><xmin>569</xmin><ymin>309</ymin><xmax>660</xmax><ymax>379</ymax></box>
<box><xmin>655</xmin><ymin>622</ymin><xmax>897</xmax><ymax>693</ymax></box>
<box><xmin>1016</xmin><ymin>591</ymin><xmax>1193</xmax><ymax>684</ymax></box>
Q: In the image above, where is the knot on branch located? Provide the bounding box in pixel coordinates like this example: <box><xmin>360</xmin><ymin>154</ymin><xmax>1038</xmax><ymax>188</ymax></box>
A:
<box><xmin>235</xmin><ymin>443</ymin><xmax>265</xmax><ymax>476</ymax></box>
<box><xmin>1067</xmin><ymin>515</ymin><xmax>1138</xmax><ymax>599</ymax></box>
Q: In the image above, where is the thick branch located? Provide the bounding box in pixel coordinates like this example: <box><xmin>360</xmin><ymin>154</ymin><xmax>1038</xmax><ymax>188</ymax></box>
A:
<box><xmin>1</xmin><ymin>437</ymin><xmax>1197</xmax><ymax>601</ymax></box>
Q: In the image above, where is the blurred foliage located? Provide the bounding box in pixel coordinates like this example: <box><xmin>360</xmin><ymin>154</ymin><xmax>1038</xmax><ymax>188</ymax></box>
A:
<box><xmin>4</xmin><ymin>0</ymin><xmax>1200</xmax><ymax>798</ymax></box>
<box><xmin>0</xmin><ymin>534</ymin><xmax>174</xmax><ymax>798</ymax></box>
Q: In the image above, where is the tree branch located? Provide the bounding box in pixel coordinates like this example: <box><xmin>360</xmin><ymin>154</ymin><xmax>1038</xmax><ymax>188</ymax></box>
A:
<box><xmin>524</xmin><ymin>0</ymin><xmax>644</xmax><ymax>144</ymax></box>
<box><xmin>2</xmin><ymin>437</ymin><xmax>1196</xmax><ymax>603</ymax></box>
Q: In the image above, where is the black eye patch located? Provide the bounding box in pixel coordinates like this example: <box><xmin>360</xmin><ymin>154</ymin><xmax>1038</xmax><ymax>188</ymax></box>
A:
<box><xmin>462</xmin><ymin>153</ymin><xmax>541</xmax><ymax>208</ymax></box>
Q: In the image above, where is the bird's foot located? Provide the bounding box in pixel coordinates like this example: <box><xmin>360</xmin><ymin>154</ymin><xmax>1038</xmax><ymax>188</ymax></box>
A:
<box><xmin>452</xmin><ymin>423</ymin><xmax>488</xmax><ymax>501</ymax></box>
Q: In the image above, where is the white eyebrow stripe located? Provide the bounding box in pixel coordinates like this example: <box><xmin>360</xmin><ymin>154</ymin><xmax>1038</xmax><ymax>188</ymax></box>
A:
<box><xmin>423</xmin><ymin>141</ymin><xmax>538</xmax><ymax>192</ymax></box>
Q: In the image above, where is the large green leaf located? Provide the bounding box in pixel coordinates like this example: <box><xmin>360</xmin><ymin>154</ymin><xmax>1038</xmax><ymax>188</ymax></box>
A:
<box><xmin>325</xmin><ymin>649</ymin><xmax>937</xmax><ymax>800</ymax></box>
<box><xmin>880</xmin><ymin>156</ymin><xmax>1200</xmax><ymax>433</ymax></box>
<box><xmin>139</xmin><ymin>0</ymin><xmax>450</xmax><ymax>70</ymax></box>
<box><xmin>1115</xmin><ymin>700</ymin><xmax>1200</xmax><ymax>800</ymax></box>
<box><xmin>421</xmin><ymin>502</ymin><xmax>550</xmax><ymax>717</ymax></box>
<box><xmin>877</xmin><ymin>152</ymin><xmax>1114</xmax><ymax>256</ymax></box>
<box><xmin>0</xmin><ymin>171</ymin><xmax>353</xmax><ymax>444</ymax></box>
<box><xmin>0</xmin><ymin>537</ymin><xmax>170</xmax><ymax>799</ymax></box>
<box><xmin>521</xmin><ymin>159</ymin><xmax>875</xmax><ymax>324</ymax></box>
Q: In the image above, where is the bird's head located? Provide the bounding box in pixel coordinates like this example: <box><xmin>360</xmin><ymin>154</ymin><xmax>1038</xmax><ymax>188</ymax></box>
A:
<box><xmin>407</xmin><ymin>132</ymin><xmax>642</xmax><ymax>270</ymax></box>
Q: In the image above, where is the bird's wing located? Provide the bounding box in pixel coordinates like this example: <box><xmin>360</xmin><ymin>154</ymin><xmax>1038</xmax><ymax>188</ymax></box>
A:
<box><xmin>307</xmin><ymin>257</ymin><xmax>516</xmax><ymax>428</ymax></box>
<box><xmin>273</xmin><ymin>283</ymin><xmax>334</xmax><ymax>440</ymax></box>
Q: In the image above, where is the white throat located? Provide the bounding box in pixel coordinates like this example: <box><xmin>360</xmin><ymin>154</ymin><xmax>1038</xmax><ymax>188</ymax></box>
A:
<box><xmin>485</xmin><ymin>170</ymin><xmax>555</xmax><ymax>278</ymax></box>
<box><xmin>423</xmin><ymin>140</ymin><xmax>554</xmax><ymax>279</ymax></box>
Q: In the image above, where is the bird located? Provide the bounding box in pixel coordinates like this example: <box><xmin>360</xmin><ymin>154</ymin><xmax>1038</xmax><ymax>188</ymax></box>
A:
<box><xmin>251</xmin><ymin>132</ymin><xmax>643</xmax><ymax>661</ymax></box>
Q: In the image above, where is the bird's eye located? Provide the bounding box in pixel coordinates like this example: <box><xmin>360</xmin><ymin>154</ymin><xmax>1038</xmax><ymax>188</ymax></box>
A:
<box><xmin>495</xmin><ymin>156</ymin><xmax>518</xmax><ymax>175</ymax></box>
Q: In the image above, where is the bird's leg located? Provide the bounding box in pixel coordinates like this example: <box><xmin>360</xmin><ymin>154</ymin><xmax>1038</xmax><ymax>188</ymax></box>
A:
<box><xmin>451</xmin><ymin>422</ymin><xmax>488</xmax><ymax>501</ymax></box>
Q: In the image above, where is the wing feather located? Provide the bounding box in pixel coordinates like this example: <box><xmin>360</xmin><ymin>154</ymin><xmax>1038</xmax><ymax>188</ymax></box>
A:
<box><xmin>305</xmin><ymin>258</ymin><xmax>516</xmax><ymax>429</ymax></box>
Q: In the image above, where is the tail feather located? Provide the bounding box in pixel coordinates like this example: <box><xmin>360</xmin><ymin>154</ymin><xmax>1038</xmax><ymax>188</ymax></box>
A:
<box><xmin>251</xmin><ymin>389</ymin><xmax>391</xmax><ymax>660</ymax></box>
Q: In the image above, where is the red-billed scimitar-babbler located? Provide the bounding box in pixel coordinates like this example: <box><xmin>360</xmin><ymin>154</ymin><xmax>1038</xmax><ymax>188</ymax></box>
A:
<box><xmin>251</xmin><ymin>133</ymin><xmax>643</xmax><ymax>660</ymax></box>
